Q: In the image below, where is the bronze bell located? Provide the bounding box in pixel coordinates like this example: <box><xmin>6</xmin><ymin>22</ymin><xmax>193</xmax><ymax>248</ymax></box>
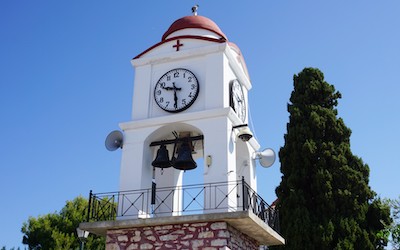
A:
<box><xmin>173</xmin><ymin>141</ymin><xmax>197</xmax><ymax>170</ymax></box>
<box><xmin>152</xmin><ymin>144</ymin><xmax>172</xmax><ymax>168</ymax></box>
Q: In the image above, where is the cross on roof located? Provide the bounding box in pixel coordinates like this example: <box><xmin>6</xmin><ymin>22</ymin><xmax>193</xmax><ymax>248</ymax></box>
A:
<box><xmin>173</xmin><ymin>40</ymin><xmax>184</xmax><ymax>51</ymax></box>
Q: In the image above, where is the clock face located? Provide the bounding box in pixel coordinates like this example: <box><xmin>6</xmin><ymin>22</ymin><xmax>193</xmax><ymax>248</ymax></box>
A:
<box><xmin>230</xmin><ymin>79</ymin><xmax>246</xmax><ymax>122</ymax></box>
<box><xmin>154</xmin><ymin>68</ymin><xmax>199</xmax><ymax>113</ymax></box>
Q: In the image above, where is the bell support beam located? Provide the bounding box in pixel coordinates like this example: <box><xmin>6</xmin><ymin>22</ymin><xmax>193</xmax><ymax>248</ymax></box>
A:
<box><xmin>149</xmin><ymin>135</ymin><xmax>204</xmax><ymax>147</ymax></box>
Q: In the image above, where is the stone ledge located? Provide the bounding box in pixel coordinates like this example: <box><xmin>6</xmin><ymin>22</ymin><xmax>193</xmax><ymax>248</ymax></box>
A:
<box><xmin>80</xmin><ymin>211</ymin><xmax>284</xmax><ymax>246</ymax></box>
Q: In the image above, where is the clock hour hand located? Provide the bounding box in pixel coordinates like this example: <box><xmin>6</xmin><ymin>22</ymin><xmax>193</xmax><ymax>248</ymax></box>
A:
<box><xmin>163</xmin><ymin>83</ymin><xmax>182</xmax><ymax>92</ymax></box>
<box><xmin>164</xmin><ymin>86</ymin><xmax>174</xmax><ymax>90</ymax></box>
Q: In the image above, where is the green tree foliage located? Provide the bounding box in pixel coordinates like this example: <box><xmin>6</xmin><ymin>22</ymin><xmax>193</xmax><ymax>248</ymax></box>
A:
<box><xmin>21</xmin><ymin>196</ymin><xmax>105</xmax><ymax>250</ymax></box>
<box><xmin>388</xmin><ymin>197</ymin><xmax>400</xmax><ymax>249</ymax></box>
<box><xmin>275</xmin><ymin>68</ymin><xmax>391</xmax><ymax>249</ymax></box>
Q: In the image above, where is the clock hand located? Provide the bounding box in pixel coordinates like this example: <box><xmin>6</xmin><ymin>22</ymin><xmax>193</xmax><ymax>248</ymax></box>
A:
<box><xmin>174</xmin><ymin>91</ymin><xmax>178</xmax><ymax>109</ymax></box>
<box><xmin>163</xmin><ymin>83</ymin><xmax>182</xmax><ymax>91</ymax></box>
<box><xmin>172</xmin><ymin>82</ymin><xmax>179</xmax><ymax>109</ymax></box>
<box><xmin>235</xmin><ymin>95</ymin><xmax>242</xmax><ymax>103</ymax></box>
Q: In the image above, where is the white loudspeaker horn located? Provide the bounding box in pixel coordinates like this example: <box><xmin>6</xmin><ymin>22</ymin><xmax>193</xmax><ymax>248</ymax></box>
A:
<box><xmin>105</xmin><ymin>130</ymin><xmax>124</xmax><ymax>151</ymax></box>
<box><xmin>253</xmin><ymin>148</ymin><xmax>276</xmax><ymax>168</ymax></box>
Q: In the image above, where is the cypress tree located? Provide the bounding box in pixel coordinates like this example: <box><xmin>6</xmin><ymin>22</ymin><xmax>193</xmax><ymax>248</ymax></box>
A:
<box><xmin>275</xmin><ymin>68</ymin><xmax>391</xmax><ymax>249</ymax></box>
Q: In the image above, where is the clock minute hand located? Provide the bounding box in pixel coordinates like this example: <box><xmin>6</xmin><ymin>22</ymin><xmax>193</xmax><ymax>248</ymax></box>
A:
<box><xmin>172</xmin><ymin>82</ymin><xmax>180</xmax><ymax>109</ymax></box>
<box><xmin>174</xmin><ymin>91</ymin><xmax>178</xmax><ymax>109</ymax></box>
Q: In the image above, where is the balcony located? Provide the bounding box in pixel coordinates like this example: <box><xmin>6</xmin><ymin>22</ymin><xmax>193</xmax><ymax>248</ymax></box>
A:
<box><xmin>80</xmin><ymin>178</ymin><xmax>284</xmax><ymax>246</ymax></box>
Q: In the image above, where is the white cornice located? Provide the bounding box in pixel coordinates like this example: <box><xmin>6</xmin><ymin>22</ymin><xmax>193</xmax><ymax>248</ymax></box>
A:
<box><xmin>120</xmin><ymin>107</ymin><xmax>260</xmax><ymax>151</ymax></box>
<box><xmin>120</xmin><ymin>107</ymin><xmax>231</xmax><ymax>130</ymax></box>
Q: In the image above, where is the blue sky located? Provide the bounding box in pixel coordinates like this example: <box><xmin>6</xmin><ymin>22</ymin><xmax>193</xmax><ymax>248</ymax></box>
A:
<box><xmin>1</xmin><ymin>1</ymin><xmax>399</xmax><ymax>248</ymax></box>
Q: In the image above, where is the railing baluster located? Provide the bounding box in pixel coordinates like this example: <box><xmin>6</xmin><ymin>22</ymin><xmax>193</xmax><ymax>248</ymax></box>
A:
<box><xmin>87</xmin><ymin>190</ymin><xmax>92</xmax><ymax>222</ymax></box>
<box><xmin>242</xmin><ymin>177</ymin><xmax>247</xmax><ymax>211</ymax></box>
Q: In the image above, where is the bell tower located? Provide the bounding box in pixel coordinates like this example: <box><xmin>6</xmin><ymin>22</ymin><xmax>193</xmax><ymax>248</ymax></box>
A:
<box><xmin>81</xmin><ymin>7</ymin><xmax>284</xmax><ymax>249</ymax></box>
<box><xmin>118</xmin><ymin>11</ymin><xmax>261</xmax><ymax>213</ymax></box>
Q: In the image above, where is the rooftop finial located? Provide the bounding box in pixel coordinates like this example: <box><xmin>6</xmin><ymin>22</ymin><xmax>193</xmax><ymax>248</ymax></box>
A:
<box><xmin>192</xmin><ymin>4</ymin><xmax>199</xmax><ymax>16</ymax></box>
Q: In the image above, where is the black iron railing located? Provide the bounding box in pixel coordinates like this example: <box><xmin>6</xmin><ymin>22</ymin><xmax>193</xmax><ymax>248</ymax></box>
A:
<box><xmin>86</xmin><ymin>178</ymin><xmax>280</xmax><ymax>233</ymax></box>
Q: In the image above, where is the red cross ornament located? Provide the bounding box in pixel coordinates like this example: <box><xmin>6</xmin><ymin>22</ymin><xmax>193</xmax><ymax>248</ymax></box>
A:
<box><xmin>173</xmin><ymin>40</ymin><xmax>184</xmax><ymax>51</ymax></box>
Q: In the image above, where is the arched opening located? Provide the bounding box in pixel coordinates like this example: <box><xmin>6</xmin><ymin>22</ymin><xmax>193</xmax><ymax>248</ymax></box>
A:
<box><xmin>145</xmin><ymin>123</ymin><xmax>205</xmax><ymax>216</ymax></box>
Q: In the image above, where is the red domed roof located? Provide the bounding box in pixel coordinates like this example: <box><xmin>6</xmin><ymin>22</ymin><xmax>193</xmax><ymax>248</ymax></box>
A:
<box><xmin>162</xmin><ymin>15</ymin><xmax>227</xmax><ymax>41</ymax></box>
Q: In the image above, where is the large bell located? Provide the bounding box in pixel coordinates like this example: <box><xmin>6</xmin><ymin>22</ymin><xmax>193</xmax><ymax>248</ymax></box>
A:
<box><xmin>152</xmin><ymin>144</ymin><xmax>172</xmax><ymax>168</ymax></box>
<box><xmin>173</xmin><ymin>142</ymin><xmax>197</xmax><ymax>170</ymax></box>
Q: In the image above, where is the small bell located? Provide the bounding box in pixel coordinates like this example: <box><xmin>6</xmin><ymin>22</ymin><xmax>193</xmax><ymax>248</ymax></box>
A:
<box><xmin>152</xmin><ymin>144</ymin><xmax>172</xmax><ymax>168</ymax></box>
